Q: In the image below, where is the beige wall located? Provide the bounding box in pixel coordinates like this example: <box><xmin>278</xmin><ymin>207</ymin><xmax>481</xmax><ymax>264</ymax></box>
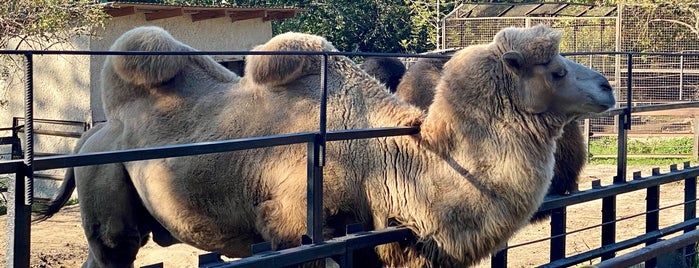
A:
<box><xmin>90</xmin><ymin>15</ymin><xmax>273</xmax><ymax>122</ymax></box>
<box><xmin>0</xmin><ymin>35</ymin><xmax>92</xmax><ymax>155</ymax></box>
<box><xmin>0</xmin><ymin>14</ymin><xmax>273</xmax><ymax>198</ymax></box>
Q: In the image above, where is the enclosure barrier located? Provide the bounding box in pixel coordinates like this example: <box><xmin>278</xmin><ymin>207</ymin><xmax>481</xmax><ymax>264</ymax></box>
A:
<box><xmin>1</xmin><ymin>49</ymin><xmax>698</xmax><ymax>267</ymax></box>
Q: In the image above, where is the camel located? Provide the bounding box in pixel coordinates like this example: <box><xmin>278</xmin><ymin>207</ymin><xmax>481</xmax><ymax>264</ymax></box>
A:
<box><xmin>395</xmin><ymin>56</ymin><xmax>448</xmax><ymax>109</ymax></box>
<box><xmin>359</xmin><ymin>57</ymin><xmax>406</xmax><ymax>93</ymax></box>
<box><xmin>40</xmin><ymin>25</ymin><xmax>614</xmax><ymax>267</ymax></box>
<box><xmin>395</xmin><ymin>55</ymin><xmax>587</xmax><ymax>222</ymax></box>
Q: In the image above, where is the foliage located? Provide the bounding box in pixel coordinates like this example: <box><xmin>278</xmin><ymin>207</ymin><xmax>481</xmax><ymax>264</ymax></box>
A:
<box><xmin>0</xmin><ymin>0</ymin><xmax>107</xmax><ymax>107</ymax></box>
<box><xmin>0</xmin><ymin>0</ymin><xmax>107</xmax><ymax>50</ymax></box>
<box><xmin>236</xmin><ymin>0</ymin><xmax>417</xmax><ymax>53</ymax></box>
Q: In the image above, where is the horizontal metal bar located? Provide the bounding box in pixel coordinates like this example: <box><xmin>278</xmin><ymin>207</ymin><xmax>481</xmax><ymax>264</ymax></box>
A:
<box><xmin>16</xmin><ymin>128</ymin><xmax>83</xmax><ymax>138</ymax></box>
<box><xmin>0</xmin><ymin>50</ymin><xmax>450</xmax><ymax>59</ymax></box>
<box><xmin>3</xmin><ymin>49</ymin><xmax>699</xmax><ymax>58</ymax></box>
<box><xmin>539</xmin><ymin>218</ymin><xmax>699</xmax><ymax>268</ymax></box>
<box><xmin>538</xmin><ymin>166</ymin><xmax>699</xmax><ymax>211</ymax></box>
<box><xmin>326</xmin><ymin>126</ymin><xmax>419</xmax><ymax>141</ymax></box>
<box><xmin>596</xmin><ymin>229</ymin><xmax>699</xmax><ymax>268</ymax></box>
<box><xmin>12</xmin><ymin>117</ymin><xmax>86</xmax><ymax>127</ymax></box>
<box><xmin>0</xmin><ymin>127</ymin><xmax>420</xmax><ymax>174</ymax></box>
<box><xmin>0</xmin><ymin>132</ymin><xmax>317</xmax><ymax>173</ymax></box>
<box><xmin>208</xmin><ymin>227</ymin><xmax>414</xmax><ymax>268</ymax></box>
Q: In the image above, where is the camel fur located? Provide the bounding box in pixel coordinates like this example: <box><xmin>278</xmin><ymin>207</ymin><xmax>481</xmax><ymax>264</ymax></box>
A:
<box><xmin>41</xmin><ymin>25</ymin><xmax>614</xmax><ymax>267</ymax></box>
<box><xmin>359</xmin><ymin>57</ymin><xmax>406</xmax><ymax>93</ymax></box>
<box><xmin>395</xmin><ymin>55</ymin><xmax>587</xmax><ymax>222</ymax></box>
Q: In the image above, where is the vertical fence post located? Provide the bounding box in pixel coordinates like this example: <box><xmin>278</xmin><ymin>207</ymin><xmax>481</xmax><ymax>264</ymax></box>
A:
<box><xmin>550</xmin><ymin>207</ymin><xmax>567</xmax><ymax>262</ymax></box>
<box><xmin>645</xmin><ymin>168</ymin><xmax>660</xmax><ymax>268</ymax></box>
<box><xmin>6</xmin><ymin>52</ymin><xmax>34</xmax><ymax>267</ymax></box>
<box><xmin>602</xmin><ymin>53</ymin><xmax>633</xmax><ymax>261</ymax></box>
<box><xmin>693</xmin><ymin>118</ymin><xmax>699</xmax><ymax>162</ymax></box>
<box><xmin>616</xmin><ymin>53</ymin><xmax>632</xmax><ymax>183</ymax></box>
<box><xmin>491</xmin><ymin>246</ymin><xmax>507</xmax><ymax>268</ymax></box>
<box><xmin>683</xmin><ymin>162</ymin><xmax>697</xmax><ymax>266</ymax></box>
<box><xmin>679</xmin><ymin>53</ymin><xmax>684</xmax><ymax>101</ymax></box>
<box><xmin>306</xmin><ymin>53</ymin><xmax>328</xmax><ymax>245</ymax></box>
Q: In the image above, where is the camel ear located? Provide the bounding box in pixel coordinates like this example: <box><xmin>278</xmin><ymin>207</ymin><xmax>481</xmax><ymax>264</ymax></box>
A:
<box><xmin>246</xmin><ymin>32</ymin><xmax>336</xmax><ymax>87</ymax></box>
<box><xmin>502</xmin><ymin>51</ymin><xmax>524</xmax><ymax>74</ymax></box>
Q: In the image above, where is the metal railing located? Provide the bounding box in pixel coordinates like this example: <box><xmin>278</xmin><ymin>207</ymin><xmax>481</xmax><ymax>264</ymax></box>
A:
<box><xmin>1</xmin><ymin>49</ymin><xmax>698</xmax><ymax>267</ymax></box>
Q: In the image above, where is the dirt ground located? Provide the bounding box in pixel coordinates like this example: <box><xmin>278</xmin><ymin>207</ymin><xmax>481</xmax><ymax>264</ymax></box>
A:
<box><xmin>0</xmin><ymin>164</ymin><xmax>693</xmax><ymax>267</ymax></box>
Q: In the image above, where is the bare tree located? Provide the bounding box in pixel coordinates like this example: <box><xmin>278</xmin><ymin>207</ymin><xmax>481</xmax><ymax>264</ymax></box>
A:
<box><xmin>0</xmin><ymin>0</ymin><xmax>106</xmax><ymax>107</ymax></box>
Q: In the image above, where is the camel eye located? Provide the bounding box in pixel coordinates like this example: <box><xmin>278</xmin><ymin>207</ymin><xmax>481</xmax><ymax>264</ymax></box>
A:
<box><xmin>552</xmin><ymin>68</ymin><xmax>567</xmax><ymax>79</ymax></box>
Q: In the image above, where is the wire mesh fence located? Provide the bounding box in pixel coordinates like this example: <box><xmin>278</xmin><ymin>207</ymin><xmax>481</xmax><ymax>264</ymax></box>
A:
<box><xmin>443</xmin><ymin>3</ymin><xmax>699</xmax><ymax>159</ymax></box>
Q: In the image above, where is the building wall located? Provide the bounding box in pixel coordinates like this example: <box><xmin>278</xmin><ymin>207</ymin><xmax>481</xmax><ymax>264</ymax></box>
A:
<box><xmin>0</xmin><ymin>35</ymin><xmax>92</xmax><ymax>156</ymax></box>
<box><xmin>90</xmin><ymin>15</ymin><xmax>273</xmax><ymax>122</ymax></box>
<box><xmin>0</xmin><ymin>14</ymin><xmax>273</xmax><ymax>199</ymax></box>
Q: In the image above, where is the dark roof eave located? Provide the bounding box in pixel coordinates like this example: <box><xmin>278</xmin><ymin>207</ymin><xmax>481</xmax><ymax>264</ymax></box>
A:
<box><xmin>102</xmin><ymin>2</ymin><xmax>302</xmax><ymax>23</ymax></box>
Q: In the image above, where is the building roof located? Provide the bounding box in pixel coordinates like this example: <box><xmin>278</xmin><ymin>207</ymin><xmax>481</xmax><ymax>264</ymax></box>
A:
<box><xmin>103</xmin><ymin>2</ymin><xmax>302</xmax><ymax>22</ymax></box>
<box><xmin>448</xmin><ymin>2</ymin><xmax>617</xmax><ymax>18</ymax></box>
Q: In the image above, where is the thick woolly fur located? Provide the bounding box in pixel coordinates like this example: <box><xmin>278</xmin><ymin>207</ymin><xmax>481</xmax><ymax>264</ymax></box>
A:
<box><xmin>395</xmin><ymin>56</ymin><xmax>448</xmax><ymax>110</ymax></box>
<box><xmin>359</xmin><ymin>57</ymin><xmax>406</xmax><ymax>93</ymax></box>
<box><xmin>45</xmin><ymin>25</ymin><xmax>614</xmax><ymax>267</ymax></box>
<box><xmin>396</xmin><ymin>55</ymin><xmax>586</xmax><ymax>222</ymax></box>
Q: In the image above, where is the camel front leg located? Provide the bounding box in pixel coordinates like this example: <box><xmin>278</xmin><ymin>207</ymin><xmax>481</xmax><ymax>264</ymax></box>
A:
<box><xmin>255</xmin><ymin>196</ymin><xmax>308</xmax><ymax>250</ymax></box>
<box><xmin>76</xmin><ymin>162</ymin><xmax>144</xmax><ymax>268</ymax></box>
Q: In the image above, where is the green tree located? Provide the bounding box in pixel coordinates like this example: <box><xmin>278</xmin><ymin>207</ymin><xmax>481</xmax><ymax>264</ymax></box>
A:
<box><xmin>0</xmin><ymin>0</ymin><xmax>106</xmax><ymax>51</ymax></box>
<box><xmin>0</xmin><ymin>0</ymin><xmax>107</xmax><ymax>106</ymax></box>
<box><xmin>234</xmin><ymin>0</ymin><xmax>415</xmax><ymax>53</ymax></box>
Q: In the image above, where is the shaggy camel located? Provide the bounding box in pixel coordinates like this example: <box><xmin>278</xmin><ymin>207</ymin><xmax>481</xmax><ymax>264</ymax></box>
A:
<box><xmin>395</xmin><ymin>56</ymin><xmax>587</xmax><ymax>221</ymax></box>
<box><xmin>41</xmin><ymin>25</ymin><xmax>614</xmax><ymax>267</ymax></box>
<box><xmin>359</xmin><ymin>57</ymin><xmax>406</xmax><ymax>93</ymax></box>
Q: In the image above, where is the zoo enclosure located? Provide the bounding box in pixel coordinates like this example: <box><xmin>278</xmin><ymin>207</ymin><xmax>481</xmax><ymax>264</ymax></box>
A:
<box><xmin>1</xmin><ymin>49</ymin><xmax>699</xmax><ymax>267</ymax></box>
<box><xmin>443</xmin><ymin>2</ymin><xmax>699</xmax><ymax>159</ymax></box>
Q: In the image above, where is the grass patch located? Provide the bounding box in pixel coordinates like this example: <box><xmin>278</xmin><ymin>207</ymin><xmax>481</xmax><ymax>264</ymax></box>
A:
<box><xmin>589</xmin><ymin>136</ymin><xmax>694</xmax><ymax>156</ymax></box>
<box><xmin>589</xmin><ymin>157</ymin><xmax>695</xmax><ymax>166</ymax></box>
<box><xmin>588</xmin><ymin>136</ymin><xmax>696</xmax><ymax>166</ymax></box>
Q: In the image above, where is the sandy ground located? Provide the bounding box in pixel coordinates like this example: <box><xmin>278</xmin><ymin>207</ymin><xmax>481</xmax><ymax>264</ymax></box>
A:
<box><xmin>0</xmin><ymin>163</ymin><xmax>693</xmax><ymax>267</ymax></box>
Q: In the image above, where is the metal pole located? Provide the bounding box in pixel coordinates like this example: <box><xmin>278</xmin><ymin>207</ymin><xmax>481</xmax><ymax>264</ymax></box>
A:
<box><xmin>6</xmin><ymin>52</ymin><xmax>33</xmax><ymax>268</ymax></box>
<box><xmin>307</xmin><ymin>54</ymin><xmax>328</xmax><ymax>244</ymax></box>
<box><xmin>680</xmin><ymin>53</ymin><xmax>684</xmax><ymax>100</ymax></box>
<box><xmin>550</xmin><ymin>207</ymin><xmax>567</xmax><ymax>261</ymax></box>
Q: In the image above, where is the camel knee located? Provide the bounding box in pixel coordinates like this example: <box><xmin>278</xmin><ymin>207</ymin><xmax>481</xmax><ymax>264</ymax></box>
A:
<box><xmin>83</xmin><ymin>223</ymin><xmax>142</xmax><ymax>267</ymax></box>
<box><xmin>255</xmin><ymin>200</ymin><xmax>306</xmax><ymax>249</ymax></box>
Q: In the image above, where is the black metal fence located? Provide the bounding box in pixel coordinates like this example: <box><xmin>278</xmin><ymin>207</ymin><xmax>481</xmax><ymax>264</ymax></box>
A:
<box><xmin>1</xmin><ymin>49</ymin><xmax>698</xmax><ymax>268</ymax></box>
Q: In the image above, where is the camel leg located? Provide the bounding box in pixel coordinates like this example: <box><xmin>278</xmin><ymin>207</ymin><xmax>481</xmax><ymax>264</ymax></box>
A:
<box><xmin>76</xmin><ymin>163</ymin><xmax>143</xmax><ymax>268</ymax></box>
<box><xmin>255</xmin><ymin>196</ymin><xmax>308</xmax><ymax>250</ymax></box>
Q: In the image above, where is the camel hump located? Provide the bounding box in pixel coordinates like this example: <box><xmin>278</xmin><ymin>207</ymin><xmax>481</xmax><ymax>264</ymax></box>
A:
<box><xmin>108</xmin><ymin>26</ymin><xmax>194</xmax><ymax>86</ymax></box>
<box><xmin>245</xmin><ymin>32</ymin><xmax>337</xmax><ymax>87</ymax></box>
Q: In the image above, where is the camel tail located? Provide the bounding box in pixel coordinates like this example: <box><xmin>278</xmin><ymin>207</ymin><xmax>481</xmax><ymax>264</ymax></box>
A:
<box><xmin>33</xmin><ymin>167</ymin><xmax>76</xmax><ymax>222</ymax></box>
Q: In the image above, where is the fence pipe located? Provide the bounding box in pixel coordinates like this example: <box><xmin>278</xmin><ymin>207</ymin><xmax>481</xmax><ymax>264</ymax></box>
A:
<box><xmin>550</xmin><ymin>207</ymin><xmax>566</xmax><ymax>261</ymax></box>
<box><xmin>595</xmin><ymin>229</ymin><xmax>699</xmax><ymax>268</ymax></box>
<box><xmin>22</xmin><ymin>53</ymin><xmax>34</xmax><ymax>207</ymax></box>
<box><xmin>306</xmin><ymin>54</ymin><xmax>329</xmax><ymax>245</ymax></box>
<box><xmin>683</xmin><ymin>162</ymin><xmax>697</xmax><ymax>266</ymax></box>
<box><xmin>6</xmin><ymin>52</ymin><xmax>34</xmax><ymax>268</ymax></box>
<box><xmin>644</xmin><ymin>168</ymin><xmax>661</xmax><ymax>268</ymax></box>
<box><xmin>601</xmin><ymin>53</ymin><xmax>633</xmax><ymax>261</ymax></box>
<box><xmin>541</xmin><ymin>218</ymin><xmax>699</xmax><ymax>268</ymax></box>
<box><xmin>491</xmin><ymin>246</ymin><xmax>507</xmax><ymax>268</ymax></box>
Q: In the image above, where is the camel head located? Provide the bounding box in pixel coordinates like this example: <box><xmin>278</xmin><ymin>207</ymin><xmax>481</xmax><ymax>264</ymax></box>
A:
<box><xmin>498</xmin><ymin>25</ymin><xmax>616</xmax><ymax>117</ymax></box>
